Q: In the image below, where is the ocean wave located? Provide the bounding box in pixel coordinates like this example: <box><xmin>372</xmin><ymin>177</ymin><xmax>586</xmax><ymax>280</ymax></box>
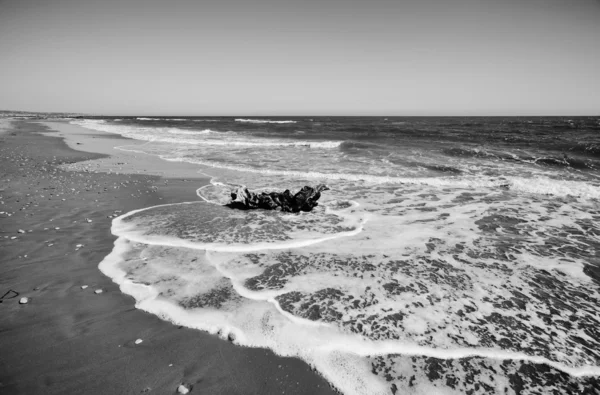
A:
<box><xmin>72</xmin><ymin>119</ymin><xmax>214</xmax><ymax>144</ymax></box>
<box><xmin>340</xmin><ymin>141</ymin><xmax>386</xmax><ymax>150</ymax></box>
<box><xmin>152</xmin><ymin>155</ymin><xmax>600</xmax><ymax>200</ymax></box>
<box><xmin>235</xmin><ymin>118</ymin><xmax>297</xmax><ymax>124</ymax></box>
<box><xmin>136</xmin><ymin>117</ymin><xmax>195</xmax><ymax>122</ymax></box>
<box><xmin>88</xmin><ymin>115</ymin><xmax>600</xmax><ymax>394</ymax></box>
<box><xmin>151</xmin><ymin>138</ymin><xmax>342</xmax><ymax>149</ymax></box>
<box><xmin>72</xmin><ymin>119</ymin><xmax>341</xmax><ymax>149</ymax></box>
<box><xmin>442</xmin><ymin>147</ymin><xmax>517</xmax><ymax>161</ymax></box>
<box><xmin>72</xmin><ymin>119</ymin><xmax>117</xmax><ymax>133</ymax></box>
<box><xmin>566</xmin><ymin>142</ymin><xmax>600</xmax><ymax>158</ymax></box>
<box><xmin>530</xmin><ymin>156</ymin><xmax>595</xmax><ymax>170</ymax></box>
<box><xmin>422</xmin><ymin>164</ymin><xmax>463</xmax><ymax>174</ymax></box>
<box><xmin>443</xmin><ymin>147</ymin><xmax>597</xmax><ymax>170</ymax></box>
<box><xmin>99</xmin><ymin>199</ymin><xmax>600</xmax><ymax>395</ymax></box>
<box><xmin>166</xmin><ymin>129</ymin><xmax>216</xmax><ymax>135</ymax></box>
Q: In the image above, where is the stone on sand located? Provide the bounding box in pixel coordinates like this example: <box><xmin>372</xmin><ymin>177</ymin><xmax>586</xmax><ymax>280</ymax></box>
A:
<box><xmin>94</xmin><ymin>289</ymin><xmax>103</xmax><ymax>294</ymax></box>
<box><xmin>177</xmin><ymin>384</ymin><xmax>190</xmax><ymax>394</ymax></box>
<box><xmin>135</xmin><ymin>338</ymin><xmax>143</xmax><ymax>345</ymax></box>
<box><xmin>19</xmin><ymin>297</ymin><xmax>29</xmax><ymax>304</ymax></box>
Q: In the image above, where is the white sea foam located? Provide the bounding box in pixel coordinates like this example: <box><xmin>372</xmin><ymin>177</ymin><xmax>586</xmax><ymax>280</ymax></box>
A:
<box><xmin>136</xmin><ymin>117</ymin><xmax>193</xmax><ymax>122</ymax></box>
<box><xmin>112</xmin><ymin>140</ymin><xmax>600</xmax><ymax>200</ymax></box>
<box><xmin>155</xmin><ymin>155</ymin><xmax>600</xmax><ymax>200</ymax></box>
<box><xmin>146</xmin><ymin>138</ymin><xmax>341</xmax><ymax>149</ymax></box>
<box><xmin>99</xmin><ymin>206</ymin><xmax>600</xmax><ymax>395</ymax></box>
<box><xmin>166</xmin><ymin>129</ymin><xmax>215</xmax><ymax>135</ymax></box>
<box><xmin>83</xmin><ymin>115</ymin><xmax>600</xmax><ymax>393</ymax></box>
<box><xmin>99</xmin><ymin>238</ymin><xmax>390</xmax><ymax>394</ymax></box>
<box><xmin>95</xmin><ymin>169</ymin><xmax>600</xmax><ymax>394</ymax></box>
<box><xmin>111</xmin><ymin>201</ymin><xmax>366</xmax><ymax>253</ymax></box>
<box><xmin>169</xmin><ymin>139</ymin><xmax>342</xmax><ymax>149</ymax></box>
<box><xmin>71</xmin><ymin>119</ymin><xmax>341</xmax><ymax>149</ymax></box>
<box><xmin>235</xmin><ymin>118</ymin><xmax>297</xmax><ymax>124</ymax></box>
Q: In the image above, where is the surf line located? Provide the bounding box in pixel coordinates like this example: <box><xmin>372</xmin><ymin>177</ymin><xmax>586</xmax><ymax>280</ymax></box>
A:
<box><xmin>104</xmin><ymin>232</ymin><xmax>600</xmax><ymax>380</ymax></box>
<box><xmin>108</xmin><ymin>204</ymin><xmax>600</xmax><ymax>379</ymax></box>
<box><xmin>271</xmin><ymin>300</ymin><xmax>600</xmax><ymax>378</ymax></box>
<box><xmin>207</xmin><ymin>258</ymin><xmax>600</xmax><ymax>379</ymax></box>
<box><xmin>111</xmin><ymin>202</ymin><xmax>367</xmax><ymax>253</ymax></box>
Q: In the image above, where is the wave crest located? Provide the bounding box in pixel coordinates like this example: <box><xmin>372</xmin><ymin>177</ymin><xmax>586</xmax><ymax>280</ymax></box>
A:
<box><xmin>235</xmin><ymin>119</ymin><xmax>297</xmax><ymax>124</ymax></box>
<box><xmin>71</xmin><ymin>119</ymin><xmax>340</xmax><ymax>149</ymax></box>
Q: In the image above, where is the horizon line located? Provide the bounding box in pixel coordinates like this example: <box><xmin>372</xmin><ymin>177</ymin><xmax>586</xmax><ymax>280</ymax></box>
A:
<box><xmin>2</xmin><ymin>110</ymin><xmax>599</xmax><ymax>118</ymax></box>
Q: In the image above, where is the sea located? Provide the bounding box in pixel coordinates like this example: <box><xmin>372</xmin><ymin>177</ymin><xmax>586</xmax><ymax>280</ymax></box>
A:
<box><xmin>73</xmin><ymin>116</ymin><xmax>600</xmax><ymax>394</ymax></box>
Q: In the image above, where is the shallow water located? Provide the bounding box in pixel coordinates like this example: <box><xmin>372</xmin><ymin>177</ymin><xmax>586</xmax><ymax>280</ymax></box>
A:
<box><xmin>77</xmin><ymin>116</ymin><xmax>600</xmax><ymax>394</ymax></box>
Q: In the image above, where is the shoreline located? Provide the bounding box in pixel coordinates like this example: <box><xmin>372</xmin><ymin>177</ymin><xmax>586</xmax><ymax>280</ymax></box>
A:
<box><xmin>38</xmin><ymin>120</ymin><xmax>210</xmax><ymax>180</ymax></box>
<box><xmin>0</xmin><ymin>119</ymin><xmax>336</xmax><ymax>395</ymax></box>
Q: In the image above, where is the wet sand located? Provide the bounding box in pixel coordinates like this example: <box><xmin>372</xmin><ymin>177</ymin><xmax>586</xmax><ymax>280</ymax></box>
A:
<box><xmin>0</xmin><ymin>120</ymin><xmax>336</xmax><ymax>395</ymax></box>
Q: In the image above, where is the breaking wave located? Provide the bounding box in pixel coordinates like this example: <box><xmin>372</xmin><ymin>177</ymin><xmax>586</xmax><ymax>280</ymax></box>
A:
<box><xmin>136</xmin><ymin>117</ymin><xmax>192</xmax><ymax>122</ymax></box>
<box><xmin>99</xmin><ymin>194</ymin><xmax>600</xmax><ymax>395</ymax></box>
<box><xmin>71</xmin><ymin>119</ymin><xmax>341</xmax><ymax>149</ymax></box>
<box><xmin>443</xmin><ymin>147</ymin><xmax>597</xmax><ymax>170</ymax></box>
<box><xmin>235</xmin><ymin>118</ymin><xmax>297</xmax><ymax>124</ymax></box>
<box><xmin>75</xmin><ymin>115</ymin><xmax>600</xmax><ymax>394</ymax></box>
<box><xmin>152</xmin><ymin>154</ymin><xmax>600</xmax><ymax>200</ymax></box>
<box><xmin>166</xmin><ymin>129</ymin><xmax>216</xmax><ymax>135</ymax></box>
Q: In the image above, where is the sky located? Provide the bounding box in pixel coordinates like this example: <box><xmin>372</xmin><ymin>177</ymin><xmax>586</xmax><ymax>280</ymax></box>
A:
<box><xmin>0</xmin><ymin>0</ymin><xmax>599</xmax><ymax>115</ymax></box>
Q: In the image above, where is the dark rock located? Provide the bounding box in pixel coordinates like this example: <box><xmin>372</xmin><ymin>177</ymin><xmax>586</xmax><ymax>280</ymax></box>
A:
<box><xmin>227</xmin><ymin>184</ymin><xmax>330</xmax><ymax>213</ymax></box>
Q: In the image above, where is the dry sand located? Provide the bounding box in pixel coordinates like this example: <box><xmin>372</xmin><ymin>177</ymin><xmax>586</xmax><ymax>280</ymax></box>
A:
<box><xmin>0</xmin><ymin>120</ymin><xmax>336</xmax><ymax>395</ymax></box>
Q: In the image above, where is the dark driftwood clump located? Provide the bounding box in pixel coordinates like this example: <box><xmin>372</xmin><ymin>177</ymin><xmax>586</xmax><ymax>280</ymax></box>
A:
<box><xmin>227</xmin><ymin>184</ymin><xmax>330</xmax><ymax>213</ymax></box>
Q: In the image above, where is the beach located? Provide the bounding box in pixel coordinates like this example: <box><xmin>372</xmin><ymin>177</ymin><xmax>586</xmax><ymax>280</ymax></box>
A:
<box><xmin>2</xmin><ymin>116</ymin><xmax>599</xmax><ymax>395</ymax></box>
<box><xmin>0</xmin><ymin>120</ymin><xmax>336</xmax><ymax>395</ymax></box>
<box><xmin>2</xmin><ymin>0</ymin><xmax>599</xmax><ymax>392</ymax></box>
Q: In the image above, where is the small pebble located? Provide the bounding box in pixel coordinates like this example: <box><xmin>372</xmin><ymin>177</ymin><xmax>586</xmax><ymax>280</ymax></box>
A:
<box><xmin>81</xmin><ymin>285</ymin><xmax>88</xmax><ymax>289</ymax></box>
<box><xmin>135</xmin><ymin>338</ymin><xmax>143</xmax><ymax>345</ymax></box>
<box><xmin>177</xmin><ymin>384</ymin><xmax>190</xmax><ymax>394</ymax></box>
<box><xmin>19</xmin><ymin>297</ymin><xmax>29</xmax><ymax>304</ymax></box>
<box><xmin>94</xmin><ymin>289</ymin><xmax>103</xmax><ymax>294</ymax></box>
<box><xmin>18</xmin><ymin>229</ymin><xmax>25</xmax><ymax>233</ymax></box>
